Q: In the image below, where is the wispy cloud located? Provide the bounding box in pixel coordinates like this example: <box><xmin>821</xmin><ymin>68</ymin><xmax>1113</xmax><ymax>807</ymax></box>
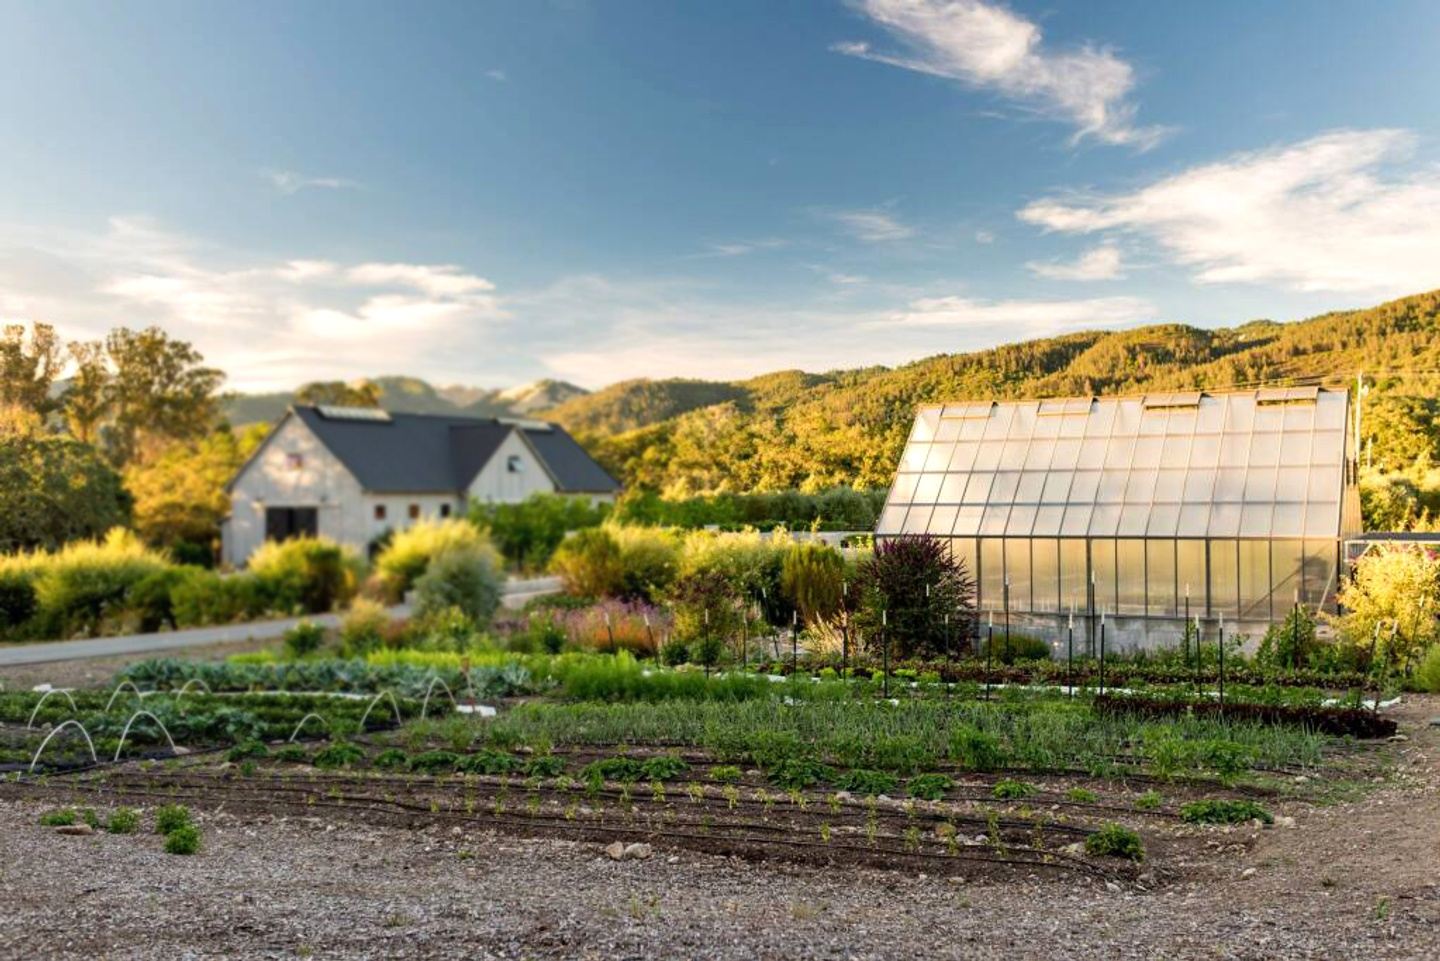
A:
<box><xmin>264</xmin><ymin>169</ymin><xmax>361</xmax><ymax>195</ymax></box>
<box><xmin>1018</xmin><ymin>128</ymin><xmax>1440</xmax><ymax>294</ymax></box>
<box><xmin>696</xmin><ymin>238</ymin><xmax>789</xmax><ymax>258</ymax></box>
<box><xmin>1026</xmin><ymin>244</ymin><xmax>1125</xmax><ymax>281</ymax></box>
<box><xmin>876</xmin><ymin>293</ymin><xmax>1154</xmax><ymax>333</ymax></box>
<box><xmin>829</xmin><ymin>208</ymin><xmax>915</xmax><ymax>242</ymax></box>
<box><xmin>485</xmin><ymin>68</ymin><xmax>508</xmax><ymax>82</ymax></box>
<box><xmin>834</xmin><ymin>0</ymin><xmax>1167</xmax><ymax>148</ymax></box>
<box><xmin>974</xmin><ymin>229</ymin><xmax>995</xmax><ymax>244</ymax></box>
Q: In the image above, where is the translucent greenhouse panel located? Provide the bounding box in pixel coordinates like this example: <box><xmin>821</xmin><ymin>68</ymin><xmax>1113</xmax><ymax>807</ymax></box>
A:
<box><xmin>1223</xmin><ymin>393</ymin><xmax>1255</xmax><ymax>432</ymax></box>
<box><xmin>951</xmin><ymin>537</ymin><xmax>977</xmax><ymax>583</ymax></box>
<box><xmin>889</xmin><ymin>472</ymin><xmax>919</xmax><ymax>504</ymax></box>
<box><xmin>1138</xmin><ymin>409</ymin><xmax>1168</xmax><ymax>436</ymax></box>
<box><xmin>1177</xmin><ymin>504</ymin><xmax>1210</xmax><ymax>537</ymax></box>
<box><xmin>1084</xmin><ymin>401</ymin><xmax>1117</xmax><ymax>436</ymax></box>
<box><xmin>1252</xmin><ymin>404</ymin><xmax>1284</xmax><ymax>433</ymax></box>
<box><xmin>1116</xmin><ymin>540</ymin><xmax>1146</xmax><ymax>616</ymax></box>
<box><xmin>947</xmin><ymin>442</ymin><xmax>979</xmax><ymax>473</ymax></box>
<box><xmin>912</xmin><ymin>473</ymin><xmax>943</xmax><ymax>503</ymax></box>
<box><xmin>1058</xmin><ymin>413</ymin><xmax>1087</xmax><ymax>438</ymax></box>
<box><xmin>979</xmin><ymin>538</ymin><xmax>1005</xmax><ymax>610</ymax></box>
<box><xmin>1060</xmin><ymin>504</ymin><xmax>1093</xmax><ymax>536</ymax></box>
<box><xmin>1112</xmin><ymin>400</ymin><xmax>1143</xmax><ymax>436</ymax></box>
<box><xmin>1024</xmin><ymin>438</ymin><xmax>1056</xmax><ymax>469</ymax></box>
<box><xmin>1177</xmin><ymin>540</ymin><xmax>1207</xmax><ymax>614</ymax></box>
<box><xmin>1275</xmin><ymin>467</ymin><xmax>1309</xmax><ymax>502</ymax></box>
<box><xmin>990</xmin><ymin>471</ymin><xmax>1021</xmax><ymax>502</ymax></box>
<box><xmin>1117</xmin><ymin>504</ymin><xmax>1150</xmax><ymax>537</ymax></box>
<box><xmin>1244</xmin><ymin>467</ymin><xmax>1278</xmax><ymax>502</ymax></box>
<box><xmin>1146</xmin><ymin>540</ymin><xmax>1177</xmax><ymax>617</ymax></box>
<box><xmin>1147</xmin><ymin>503</ymin><xmax>1180</xmax><ymax>537</ymax></box>
<box><xmin>1058</xmin><ymin>539</ymin><xmax>1088</xmax><ymax>613</ymax></box>
<box><xmin>1161</xmin><ymin>433</ymin><xmax>1192</xmax><ymax>465</ymax></box>
<box><xmin>901</xmin><ymin>505</ymin><xmax>934</xmax><ymax>534</ymax></box>
<box><xmin>1270</xmin><ymin>503</ymin><xmax>1304</xmax><ymax>537</ymax></box>
<box><xmin>1301</xmin><ymin>540</ymin><xmax>1337</xmax><ymax>607</ymax></box>
<box><xmin>902</xmin><ymin>443</ymin><xmax>930</xmax><ymax>472</ymax></box>
<box><xmin>1249</xmin><ymin>433</ymin><xmax>1280</xmax><ymax>468</ymax></box>
<box><xmin>1005</xmin><ymin>539</ymin><xmax>1032</xmax><ymax>612</ymax></box>
<box><xmin>974</xmin><ymin>441</ymin><xmax>1004</xmax><ymax>471</ymax></box>
<box><xmin>1209</xmin><ymin>540</ymin><xmax>1239</xmax><ymax>619</ymax></box>
<box><xmin>923</xmin><ymin>443</ymin><xmax>955</xmax><ymax>472</ymax></box>
<box><xmin>1279</xmin><ymin>431</ymin><xmax>1312</xmax><ymax>466</ymax></box>
<box><xmin>983</xmin><ymin>405</ymin><xmax>1015</xmax><ymax>439</ymax></box>
<box><xmin>877</xmin><ymin>504</ymin><xmax>909</xmax><ymax>535</ymax></box>
<box><xmin>1005</xmin><ymin>504</ymin><xmax>1037</xmax><ymax>536</ymax></box>
<box><xmin>1167</xmin><ymin>405</ymin><xmax>1198</xmax><ymax>435</ymax></box>
<box><xmin>1015</xmin><ymin>471</ymin><xmax>1047</xmax><ymax>502</ymax></box>
<box><xmin>1315</xmin><ymin>395</ymin><xmax>1347</xmax><ymax>430</ymax></box>
<box><xmin>1240</xmin><ymin>503</ymin><xmax>1273</xmax><ymax>537</ymax></box>
<box><xmin>1032</xmin><ymin>505</ymin><xmax>1065</xmax><ymax>536</ymax></box>
<box><xmin>963</xmin><ymin>472</ymin><xmax>995</xmax><ymax>503</ymax></box>
<box><xmin>938</xmin><ymin>473</ymin><xmax>966</xmax><ymax>503</ymax></box>
<box><xmin>1031</xmin><ymin>539</ymin><xmax>1059</xmax><ymax>612</ymax></box>
<box><xmin>912</xmin><ymin>406</ymin><xmax>943</xmax><ymax>443</ymax></box>
<box><xmin>1007</xmin><ymin>402</ymin><xmax>1038</xmax><ymax>439</ymax></box>
<box><xmin>1076</xmin><ymin>438</ymin><xmax>1108</xmax><ymax>470</ymax></box>
<box><xmin>1238</xmin><ymin>540</ymin><xmax>1271</xmax><ymax>621</ymax></box>
<box><xmin>952</xmin><ymin>506</ymin><xmax>984</xmax><ymax>536</ymax></box>
<box><xmin>1304</xmin><ymin>502</ymin><xmax>1340</xmax><ymax>537</ymax></box>
<box><xmin>1214</xmin><ymin>469</ymin><xmax>1246</xmax><ymax>501</ymax></box>
<box><xmin>1050</xmin><ymin>438</ymin><xmax>1082</xmax><ymax>469</ymax></box>
<box><xmin>979</xmin><ymin>504</ymin><xmax>1011</xmax><ymax>536</ymax></box>
<box><xmin>1154</xmin><ymin>469</ymin><xmax>1185</xmax><ymax>502</ymax></box>
<box><xmin>1132</xmin><ymin>436</ymin><xmax>1164</xmax><ymax>468</ymax></box>
<box><xmin>1124</xmin><ymin>469</ymin><xmax>1158</xmax><ymax>503</ymax></box>
<box><xmin>1182</xmin><ymin>469</ymin><xmax>1216</xmax><ymax>503</ymax></box>
<box><xmin>958</xmin><ymin>416</ymin><xmax>988</xmax><ymax>441</ymax></box>
<box><xmin>934</xmin><ymin>417</ymin><xmax>962</xmax><ymax>442</ymax></box>
<box><xmin>1282</xmin><ymin>405</ymin><xmax>1315</xmax><ymax>433</ymax></box>
<box><xmin>1097</xmin><ymin>470</ymin><xmax>1128</xmax><ymax>503</ymax></box>
<box><xmin>1307</xmin><ymin>467</ymin><xmax>1342</xmax><ymax>502</ymax></box>
<box><xmin>1219</xmin><ymin>434</ymin><xmax>1250</xmax><ymax>468</ymax></box>
<box><xmin>1089</xmin><ymin>504</ymin><xmax>1122</xmax><ymax>537</ymax></box>
<box><xmin>1068</xmin><ymin>470</ymin><xmax>1101</xmax><ymax>502</ymax></box>
<box><xmin>1270</xmin><ymin>540</ymin><xmax>1304</xmax><ymax>610</ymax></box>
<box><xmin>1209</xmin><ymin>503</ymin><xmax>1241</xmax><ymax>537</ymax></box>
<box><xmin>999</xmin><ymin>439</ymin><xmax>1030</xmax><ymax>470</ymax></box>
<box><xmin>1041</xmin><ymin>471</ymin><xmax>1075</xmax><ymax>502</ymax></box>
<box><xmin>1104</xmin><ymin>437</ymin><xmax>1136</xmax><ymax>469</ymax></box>
<box><xmin>1189</xmin><ymin>434</ymin><xmax>1221</xmax><ymax>468</ymax></box>
<box><xmin>1195</xmin><ymin>399</ymin><xmax>1226</xmax><ymax>433</ymax></box>
<box><xmin>1312</xmin><ymin>432</ymin><xmax>1344</xmax><ymax>465</ymax></box>
<box><xmin>1091</xmin><ymin>539</ymin><xmax>1118</xmax><ymax>614</ymax></box>
<box><xmin>928</xmin><ymin>504</ymin><xmax>959</xmax><ymax>537</ymax></box>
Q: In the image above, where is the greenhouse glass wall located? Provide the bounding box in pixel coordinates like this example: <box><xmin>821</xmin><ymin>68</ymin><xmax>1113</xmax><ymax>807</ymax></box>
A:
<box><xmin>876</xmin><ymin>388</ymin><xmax>1362</xmax><ymax>649</ymax></box>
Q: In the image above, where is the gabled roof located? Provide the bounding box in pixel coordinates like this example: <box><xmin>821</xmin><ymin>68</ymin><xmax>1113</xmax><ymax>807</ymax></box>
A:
<box><xmin>270</xmin><ymin>406</ymin><xmax>620</xmax><ymax>495</ymax></box>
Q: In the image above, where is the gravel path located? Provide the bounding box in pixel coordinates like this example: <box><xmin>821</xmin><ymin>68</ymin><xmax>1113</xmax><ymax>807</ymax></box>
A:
<box><xmin>2</xmin><ymin>697</ymin><xmax>1438</xmax><ymax>961</ymax></box>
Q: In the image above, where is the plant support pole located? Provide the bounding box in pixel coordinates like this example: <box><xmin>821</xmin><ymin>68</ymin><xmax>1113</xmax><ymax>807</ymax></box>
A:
<box><xmin>1217</xmin><ymin>612</ymin><xmax>1225</xmax><ymax>713</ymax></box>
<box><xmin>985</xmin><ymin>611</ymin><xmax>993</xmax><ymax>700</ymax></box>
<box><xmin>791</xmin><ymin>609</ymin><xmax>798</xmax><ymax>677</ymax></box>
<box><xmin>1098</xmin><ymin>608</ymin><xmax>1106</xmax><ymax>696</ymax></box>
<box><xmin>1066</xmin><ymin>608</ymin><xmax>1074</xmax><ymax>698</ymax></box>
<box><xmin>882</xmin><ymin>608</ymin><xmax>890</xmax><ymax>699</ymax></box>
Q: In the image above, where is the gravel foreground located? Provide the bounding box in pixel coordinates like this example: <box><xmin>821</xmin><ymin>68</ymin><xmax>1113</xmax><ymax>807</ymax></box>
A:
<box><xmin>2</xmin><ymin>695</ymin><xmax>1437</xmax><ymax>960</ymax></box>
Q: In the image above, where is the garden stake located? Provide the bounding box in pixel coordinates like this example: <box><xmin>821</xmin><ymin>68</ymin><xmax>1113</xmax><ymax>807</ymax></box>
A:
<box><xmin>944</xmin><ymin>612</ymin><xmax>952</xmax><ymax>701</ymax></box>
<box><xmin>1066</xmin><ymin>609</ymin><xmax>1074</xmax><ymax>697</ymax></box>
<box><xmin>1193</xmin><ymin>614</ymin><xmax>1202</xmax><ymax>694</ymax></box>
<box><xmin>881</xmin><ymin>608</ymin><xmax>890</xmax><ymax>699</ymax></box>
<box><xmin>841</xmin><ymin>581</ymin><xmax>850</xmax><ymax>674</ymax></box>
<box><xmin>791</xmin><ymin>609</ymin><xmax>798</xmax><ymax>677</ymax></box>
<box><xmin>1217</xmin><ymin>612</ymin><xmax>1226</xmax><ymax>713</ymax></box>
<box><xmin>1098</xmin><ymin>608</ymin><xmax>1106</xmax><ymax>696</ymax></box>
<box><xmin>1183</xmin><ymin>582</ymin><xmax>1191</xmax><ymax>674</ymax></box>
<box><xmin>985</xmin><ymin>611</ymin><xmax>994</xmax><ymax>700</ymax></box>
<box><xmin>703</xmin><ymin>608</ymin><xmax>711</xmax><ymax>678</ymax></box>
<box><xmin>1002</xmin><ymin>575</ymin><xmax>1011</xmax><ymax>665</ymax></box>
<box><xmin>1291</xmin><ymin>592</ymin><xmax>1300</xmax><ymax>670</ymax></box>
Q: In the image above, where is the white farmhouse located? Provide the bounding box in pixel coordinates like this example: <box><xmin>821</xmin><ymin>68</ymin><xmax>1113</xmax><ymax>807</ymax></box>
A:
<box><xmin>221</xmin><ymin>405</ymin><xmax>621</xmax><ymax>566</ymax></box>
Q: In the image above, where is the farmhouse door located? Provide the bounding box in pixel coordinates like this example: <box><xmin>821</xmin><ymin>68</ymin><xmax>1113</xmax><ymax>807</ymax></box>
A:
<box><xmin>265</xmin><ymin>506</ymin><xmax>319</xmax><ymax>542</ymax></box>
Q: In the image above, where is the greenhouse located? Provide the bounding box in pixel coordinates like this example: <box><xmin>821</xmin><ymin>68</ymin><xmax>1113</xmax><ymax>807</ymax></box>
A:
<box><xmin>876</xmin><ymin>388</ymin><xmax>1362</xmax><ymax>648</ymax></box>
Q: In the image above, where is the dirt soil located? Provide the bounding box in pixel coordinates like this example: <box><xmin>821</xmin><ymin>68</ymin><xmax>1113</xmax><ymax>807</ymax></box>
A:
<box><xmin>0</xmin><ymin>638</ymin><xmax>264</xmax><ymax>692</ymax></box>
<box><xmin>0</xmin><ymin>697</ymin><xmax>1436</xmax><ymax>960</ymax></box>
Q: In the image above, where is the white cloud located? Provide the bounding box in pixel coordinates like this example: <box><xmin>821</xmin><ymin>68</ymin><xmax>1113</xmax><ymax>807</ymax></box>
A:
<box><xmin>0</xmin><ymin>218</ymin><xmax>506</xmax><ymax>391</ymax></box>
<box><xmin>698</xmin><ymin>238</ymin><xmax>788</xmax><ymax>258</ymax></box>
<box><xmin>974</xmin><ymin>229</ymin><xmax>995</xmax><ymax>244</ymax></box>
<box><xmin>876</xmin><ymin>293</ymin><xmax>1154</xmax><ymax>334</ymax></box>
<box><xmin>1026</xmin><ymin>244</ymin><xmax>1125</xmax><ymax>281</ymax></box>
<box><xmin>264</xmin><ymin>169</ymin><xmax>361</xmax><ymax>195</ymax></box>
<box><xmin>829</xmin><ymin>208</ymin><xmax>915</xmax><ymax>242</ymax></box>
<box><xmin>1018</xmin><ymin>128</ymin><xmax>1440</xmax><ymax>294</ymax></box>
<box><xmin>835</xmin><ymin>0</ymin><xmax>1167</xmax><ymax>148</ymax></box>
<box><xmin>485</xmin><ymin>68</ymin><xmax>508</xmax><ymax>82</ymax></box>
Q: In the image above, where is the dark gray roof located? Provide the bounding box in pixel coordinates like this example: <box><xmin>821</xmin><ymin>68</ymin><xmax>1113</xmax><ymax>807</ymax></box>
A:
<box><xmin>287</xmin><ymin>406</ymin><xmax>619</xmax><ymax>494</ymax></box>
<box><xmin>521</xmin><ymin>425</ymin><xmax>622</xmax><ymax>493</ymax></box>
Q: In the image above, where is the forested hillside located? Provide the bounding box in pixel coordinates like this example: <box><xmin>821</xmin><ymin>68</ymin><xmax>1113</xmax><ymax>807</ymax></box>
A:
<box><xmin>545</xmin><ymin>291</ymin><xmax>1440</xmax><ymax>516</ymax></box>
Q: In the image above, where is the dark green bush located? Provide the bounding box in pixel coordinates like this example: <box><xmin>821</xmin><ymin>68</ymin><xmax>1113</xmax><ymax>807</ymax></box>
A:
<box><xmin>38</xmin><ymin>808</ymin><xmax>77</xmax><ymax>826</ymax></box>
<box><xmin>765</xmin><ymin>757</ymin><xmax>835</xmax><ymax>790</ymax></box>
<box><xmin>248</xmin><ymin>536</ymin><xmax>359</xmax><ymax>614</ymax></box>
<box><xmin>107</xmin><ymin>807</ymin><xmax>140</xmax><ymax>835</ymax></box>
<box><xmin>282</xmin><ymin>620</ymin><xmax>326</xmax><ymax>659</ymax></box>
<box><xmin>833</xmin><ymin>769</ymin><xmax>898</xmax><ymax>796</ymax></box>
<box><xmin>660</xmin><ymin>640</ymin><xmax>690</xmax><ymax>666</ymax></box>
<box><xmin>127</xmin><ymin>567</ymin><xmax>191</xmax><ymax>633</ymax></box>
<box><xmin>154</xmin><ymin>804</ymin><xmax>192</xmax><ymax>835</ymax></box>
<box><xmin>639</xmin><ymin>754</ymin><xmax>690</xmax><ymax>781</ymax></box>
<box><xmin>457</xmin><ymin>750</ymin><xmax>522</xmax><ymax>775</ymax></box>
<box><xmin>225</xmin><ymin>740</ymin><xmax>269</xmax><ymax>762</ymax></box>
<box><xmin>978</xmin><ymin>632</ymin><xmax>1053</xmax><ymax>662</ymax></box>
<box><xmin>0</xmin><ymin>570</ymin><xmax>38</xmax><ymax>635</ymax></box>
<box><xmin>312</xmin><ymin>742</ymin><xmax>365</xmax><ymax>770</ymax></box>
<box><xmin>373</xmin><ymin>748</ymin><xmax>410</xmax><ymax>770</ymax></box>
<box><xmin>414</xmin><ymin>546</ymin><xmax>504</xmax><ymax>628</ymax></box>
<box><xmin>164</xmin><ymin>823</ymin><xmax>201</xmax><ymax>855</ymax></box>
<box><xmin>409</xmin><ymin>750</ymin><xmax>463</xmax><ymax>774</ymax></box>
<box><xmin>1179</xmin><ymin>799</ymin><xmax>1274</xmax><ymax>825</ymax></box>
<box><xmin>273</xmin><ymin>744</ymin><xmax>309</xmax><ymax>763</ymax></box>
<box><xmin>581</xmin><ymin>756</ymin><xmax>647</xmax><ymax>783</ymax></box>
<box><xmin>906</xmin><ymin>773</ymin><xmax>954</xmax><ymax>801</ymax></box>
<box><xmin>523</xmin><ymin>754</ymin><xmax>566</xmax><ymax>778</ymax></box>
<box><xmin>1085</xmin><ymin>823</ymin><xmax>1144</xmax><ymax>861</ymax></box>
<box><xmin>992</xmin><ymin>779</ymin><xmax>1036</xmax><ymax>800</ymax></box>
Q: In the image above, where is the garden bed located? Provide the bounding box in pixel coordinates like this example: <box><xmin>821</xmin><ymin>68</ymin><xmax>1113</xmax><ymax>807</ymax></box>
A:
<box><xmin>1091</xmin><ymin>692</ymin><xmax>1398</xmax><ymax>739</ymax></box>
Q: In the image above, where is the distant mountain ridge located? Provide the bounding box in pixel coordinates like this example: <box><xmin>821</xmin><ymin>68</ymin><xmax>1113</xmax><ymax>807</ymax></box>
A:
<box><xmin>223</xmin><ymin>376</ymin><xmax>587</xmax><ymax>425</ymax></box>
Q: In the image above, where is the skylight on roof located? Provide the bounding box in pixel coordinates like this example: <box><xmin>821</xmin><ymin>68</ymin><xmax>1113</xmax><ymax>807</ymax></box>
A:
<box><xmin>316</xmin><ymin>406</ymin><xmax>392</xmax><ymax>422</ymax></box>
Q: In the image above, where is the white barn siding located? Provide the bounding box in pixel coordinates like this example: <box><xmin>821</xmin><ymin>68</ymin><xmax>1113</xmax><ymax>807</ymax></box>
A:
<box><xmin>224</xmin><ymin>415</ymin><xmax>367</xmax><ymax>567</ymax></box>
<box><xmin>467</xmin><ymin>431</ymin><xmax>555</xmax><ymax>503</ymax></box>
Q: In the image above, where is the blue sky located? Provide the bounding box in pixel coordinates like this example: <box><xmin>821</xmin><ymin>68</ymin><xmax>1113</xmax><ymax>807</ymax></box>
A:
<box><xmin>2</xmin><ymin>0</ymin><xmax>1438</xmax><ymax>391</ymax></box>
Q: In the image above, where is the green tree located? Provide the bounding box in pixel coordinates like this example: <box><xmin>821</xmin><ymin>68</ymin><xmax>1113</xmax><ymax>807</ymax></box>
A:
<box><xmin>104</xmin><ymin>327</ymin><xmax>224</xmax><ymax>466</ymax></box>
<box><xmin>124</xmin><ymin>424</ymin><xmax>267</xmax><ymax>559</ymax></box>
<box><xmin>295</xmin><ymin>379</ymin><xmax>382</xmax><ymax>408</ymax></box>
<box><xmin>0</xmin><ymin>430</ymin><xmax>133</xmax><ymax>552</ymax></box>
<box><xmin>63</xmin><ymin>340</ymin><xmax>111</xmax><ymax>444</ymax></box>
<box><xmin>0</xmin><ymin>322</ymin><xmax>64</xmax><ymax>416</ymax></box>
<box><xmin>1335</xmin><ymin>545</ymin><xmax>1440</xmax><ymax>673</ymax></box>
<box><xmin>780</xmin><ymin>542</ymin><xmax>847</xmax><ymax>625</ymax></box>
<box><xmin>469</xmin><ymin>492</ymin><xmax>610</xmax><ymax>570</ymax></box>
